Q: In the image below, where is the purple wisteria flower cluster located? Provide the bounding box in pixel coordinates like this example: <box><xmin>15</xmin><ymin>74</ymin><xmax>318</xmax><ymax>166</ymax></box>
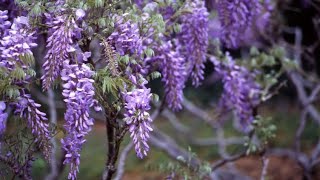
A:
<box><xmin>211</xmin><ymin>54</ymin><xmax>261</xmax><ymax>131</ymax></box>
<box><xmin>123</xmin><ymin>87</ymin><xmax>153</xmax><ymax>158</ymax></box>
<box><xmin>0</xmin><ymin>102</ymin><xmax>7</xmax><ymax>135</ymax></box>
<box><xmin>0</xmin><ymin>10</ymin><xmax>55</xmax><ymax>165</ymax></box>
<box><xmin>179</xmin><ymin>0</ymin><xmax>209</xmax><ymax>87</ymax></box>
<box><xmin>108</xmin><ymin>17</ymin><xmax>142</xmax><ymax>56</ymax></box>
<box><xmin>14</xmin><ymin>94</ymin><xmax>52</xmax><ymax>159</ymax></box>
<box><xmin>41</xmin><ymin>15</ymin><xmax>79</xmax><ymax>90</ymax></box>
<box><xmin>158</xmin><ymin>41</ymin><xmax>186</xmax><ymax>111</ymax></box>
<box><xmin>148</xmin><ymin>0</ymin><xmax>209</xmax><ymax>110</ymax></box>
<box><xmin>0</xmin><ymin>16</ymin><xmax>37</xmax><ymax>71</ymax></box>
<box><xmin>107</xmin><ymin>17</ymin><xmax>154</xmax><ymax>158</ymax></box>
<box><xmin>217</xmin><ymin>0</ymin><xmax>260</xmax><ymax>48</ymax></box>
<box><xmin>61</xmin><ymin>63</ymin><xmax>98</xmax><ymax>180</ymax></box>
<box><xmin>40</xmin><ymin>10</ymin><xmax>100</xmax><ymax>179</ymax></box>
<box><xmin>0</xmin><ymin>10</ymin><xmax>11</xmax><ymax>38</ymax></box>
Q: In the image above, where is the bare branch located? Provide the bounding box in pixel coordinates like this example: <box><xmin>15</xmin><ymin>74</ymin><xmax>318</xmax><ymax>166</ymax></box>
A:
<box><xmin>189</xmin><ymin>137</ymin><xmax>244</xmax><ymax>146</ymax></box>
<box><xmin>182</xmin><ymin>97</ymin><xmax>219</xmax><ymax>128</ymax></box>
<box><xmin>311</xmin><ymin>140</ymin><xmax>320</xmax><ymax>168</ymax></box>
<box><xmin>295</xmin><ymin>110</ymin><xmax>308</xmax><ymax>153</ymax></box>
<box><xmin>288</xmin><ymin>72</ymin><xmax>320</xmax><ymax>125</ymax></box>
<box><xmin>45</xmin><ymin>89</ymin><xmax>58</xmax><ymax>180</ymax></box>
<box><xmin>150</xmin><ymin>128</ymin><xmax>201</xmax><ymax>169</ymax></box>
<box><xmin>260</xmin><ymin>155</ymin><xmax>269</xmax><ymax>180</ymax></box>
<box><xmin>114</xmin><ymin>141</ymin><xmax>133</xmax><ymax>180</ymax></box>
<box><xmin>211</xmin><ymin>152</ymin><xmax>246</xmax><ymax>171</ymax></box>
<box><xmin>161</xmin><ymin>109</ymin><xmax>190</xmax><ymax>133</ymax></box>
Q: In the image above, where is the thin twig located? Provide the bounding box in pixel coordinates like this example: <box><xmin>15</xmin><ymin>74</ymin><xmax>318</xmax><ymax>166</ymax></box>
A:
<box><xmin>295</xmin><ymin>110</ymin><xmax>308</xmax><ymax>153</ymax></box>
<box><xmin>211</xmin><ymin>152</ymin><xmax>246</xmax><ymax>170</ymax></box>
<box><xmin>260</xmin><ymin>155</ymin><xmax>269</xmax><ymax>180</ymax></box>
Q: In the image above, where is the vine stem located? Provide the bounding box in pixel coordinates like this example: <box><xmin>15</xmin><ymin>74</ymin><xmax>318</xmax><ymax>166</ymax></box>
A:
<box><xmin>102</xmin><ymin>111</ymin><xmax>127</xmax><ymax>180</ymax></box>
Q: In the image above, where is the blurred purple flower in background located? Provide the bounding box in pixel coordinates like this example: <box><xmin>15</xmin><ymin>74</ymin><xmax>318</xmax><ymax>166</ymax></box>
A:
<box><xmin>158</xmin><ymin>41</ymin><xmax>186</xmax><ymax>111</ymax></box>
<box><xmin>217</xmin><ymin>0</ymin><xmax>259</xmax><ymax>48</ymax></box>
<box><xmin>179</xmin><ymin>0</ymin><xmax>209</xmax><ymax>87</ymax></box>
<box><xmin>211</xmin><ymin>54</ymin><xmax>261</xmax><ymax>131</ymax></box>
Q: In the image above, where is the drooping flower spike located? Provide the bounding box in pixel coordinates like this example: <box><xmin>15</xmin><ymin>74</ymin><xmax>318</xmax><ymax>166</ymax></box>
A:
<box><xmin>211</xmin><ymin>54</ymin><xmax>261</xmax><ymax>131</ymax></box>
<box><xmin>179</xmin><ymin>0</ymin><xmax>209</xmax><ymax>86</ymax></box>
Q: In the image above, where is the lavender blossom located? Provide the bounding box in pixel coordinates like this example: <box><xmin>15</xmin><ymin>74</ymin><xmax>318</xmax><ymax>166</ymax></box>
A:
<box><xmin>158</xmin><ymin>41</ymin><xmax>186</xmax><ymax>111</ymax></box>
<box><xmin>133</xmin><ymin>0</ymin><xmax>144</xmax><ymax>8</ymax></box>
<box><xmin>0</xmin><ymin>10</ymin><xmax>11</xmax><ymax>38</ymax></box>
<box><xmin>123</xmin><ymin>88</ymin><xmax>153</xmax><ymax>158</ymax></box>
<box><xmin>61</xmin><ymin>132</ymin><xmax>85</xmax><ymax>180</ymax></box>
<box><xmin>179</xmin><ymin>0</ymin><xmax>209</xmax><ymax>86</ymax></box>
<box><xmin>14</xmin><ymin>94</ymin><xmax>51</xmax><ymax>159</ymax></box>
<box><xmin>0</xmin><ymin>16</ymin><xmax>37</xmax><ymax>71</ymax></box>
<box><xmin>217</xmin><ymin>0</ymin><xmax>260</xmax><ymax>48</ymax></box>
<box><xmin>61</xmin><ymin>62</ymin><xmax>99</xmax><ymax>179</ymax></box>
<box><xmin>41</xmin><ymin>16</ymin><xmax>78</xmax><ymax>90</ymax></box>
<box><xmin>211</xmin><ymin>54</ymin><xmax>261</xmax><ymax>131</ymax></box>
<box><xmin>0</xmin><ymin>101</ymin><xmax>7</xmax><ymax>135</ymax></box>
<box><xmin>108</xmin><ymin>17</ymin><xmax>142</xmax><ymax>56</ymax></box>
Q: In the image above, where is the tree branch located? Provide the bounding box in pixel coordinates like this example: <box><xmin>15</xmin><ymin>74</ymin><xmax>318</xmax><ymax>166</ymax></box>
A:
<box><xmin>45</xmin><ymin>88</ymin><xmax>58</xmax><ymax>180</ymax></box>
<box><xmin>113</xmin><ymin>141</ymin><xmax>134</xmax><ymax>180</ymax></box>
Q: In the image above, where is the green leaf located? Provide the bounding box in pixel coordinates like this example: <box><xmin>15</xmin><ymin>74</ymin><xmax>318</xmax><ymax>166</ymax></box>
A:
<box><xmin>11</xmin><ymin>67</ymin><xmax>25</xmax><ymax>80</ymax></box>
<box><xmin>151</xmin><ymin>93</ymin><xmax>159</xmax><ymax>102</ymax></box>
<box><xmin>120</xmin><ymin>55</ymin><xmax>130</xmax><ymax>64</ymax></box>
<box><xmin>94</xmin><ymin>0</ymin><xmax>104</xmax><ymax>8</ymax></box>
<box><xmin>150</xmin><ymin>71</ymin><xmax>161</xmax><ymax>80</ymax></box>
<box><xmin>173</xmin><ymin>23</ymin><xmax>181</xmax><ymax>33</ymax></box>
<box><xmin>98</xmin><ymin>18</ymin><xmax>106</xmax><ymax>28</ymax></box>
<box><xmin>144</xmin><ymin>48</ymin><xmax>154</xmax><ymax>57</ymax></box>
<box><xmin>30</xmin><ymin>3</ymin><xmax>42</xmax><ymax>16</ymax></box>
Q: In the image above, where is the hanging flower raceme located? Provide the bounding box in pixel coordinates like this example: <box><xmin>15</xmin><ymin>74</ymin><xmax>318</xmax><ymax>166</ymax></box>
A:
<box><xmin>14</xmin><ymin>94</ymin><xmax>52</xmax><ymax>159</ymax></box>
<box><xmin>158</xmin><ymin>41</ymin><xmax>186</xmax><ymax>111</ymax></box>
<box><xmin>0</xmin><ymin>101</ymin><xmax>7</xmax><ymax>135</ymax></box>
<box><xmin>61</xmin><ymin>62</ymin><xmax>100</xmax><ymax>180</ymax></box>
<box><xmin>123</xmin><ymin>87</ymin><xmax>153</xmax><ymax>158</ymax></box>
<box><xmin>217</xmin><ymin>0</ymin><xmax>260</xmax><ymax>48</ymax></box>
<box><xmin>0</xmin><ymin>10</ymin><xmax>11</xmax><ymax>38</ymax></box>
<box><xmin>0</xmin><ymin>16</ymin><xmax>37</xmax><ymax>71</ymax></box>
<box><xmin>179</xmin><ymin>0</ymin><xmax>209</xmax><ymax>86</ymax></box>
<box><xmin>108</xmin><ymin>17</ymin><xmax>142</xmax><ymax>56</ymax></box>
<box><xmin>41</xmin><ymin>15</ymin><xmax>79</xmax><ymax>90</ymax></box>
<box><xmin>211</xmin><ymin>54</ymin><xmax>261</xmax><ymax>131</ymax></box>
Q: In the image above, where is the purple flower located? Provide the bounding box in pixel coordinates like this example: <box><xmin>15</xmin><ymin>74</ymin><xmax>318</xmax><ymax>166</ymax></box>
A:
<box><xmin>0</xmin><ymin>16</ymin><xmax>37</xmax><ymax>71</ymax></box>
<box><xmin>75</xmin><ymin>9</ymin><xmax>85</xmax><ymax>20</ymax></box>
<box><xmin>158</xmin><ymin>41</ymin><xmax>186</xmax><ymax>111</ymax></box>
<box><xmin>179</xmin><ymin>0</ymin><xmax>209</xmax><ymax>87</ymax></box>
<box><xmin>0</xmin><ymin>101</ymin><xmax>7</xmax><ymax>135</ymax></box>
<box><xmin>133</xmin><ymin>0</ymin><xmax>144</xmax><ymax>8</ymax></box>
<box><xmin>211</xmin><ymin>54</ymin><xmax>261</xmax><ymax>131</ymax></box>
<box><xmin>0</xmin><ymin>10</ymin><xmax>11</xmax><ymax>38</ymax></box>
<box><xmin>108</xmin><ymin>17</ymin><xmax>142</xmax><ymax>56</ymax></box>
<box><xmin>14</xmin><ymin>94</ymin><xmax>52</xmax><ymax>159</ymax></box>
<box><xmin>61</xmin><ymin>132</ymin><xmax>85</xmax><ymax>180</ymax></box>
<box><xmin>123</xmin><ymin>88</ymin><xmax>153</xmax><ymax>158</ymax></box>
<box><xmin>217</xmin><ymin>0</ymin><xmax>260</xmax><ymax>48</ymax></box>
<box><xmin>61</xmin><ymin>62</ymin><xmax>99</xmax><ymax>179</ymax></box>
<box><xmin>41</xmin><ymin>15</ymin><xmax>78</xmax><ymax>90</ymax></box>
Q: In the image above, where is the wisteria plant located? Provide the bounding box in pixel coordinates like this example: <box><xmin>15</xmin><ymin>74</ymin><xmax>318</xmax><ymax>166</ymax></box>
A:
<box><xmin>0</xmin><ymin>0</ymin><xmax>319</xmax><ymax>180</ymax></box>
